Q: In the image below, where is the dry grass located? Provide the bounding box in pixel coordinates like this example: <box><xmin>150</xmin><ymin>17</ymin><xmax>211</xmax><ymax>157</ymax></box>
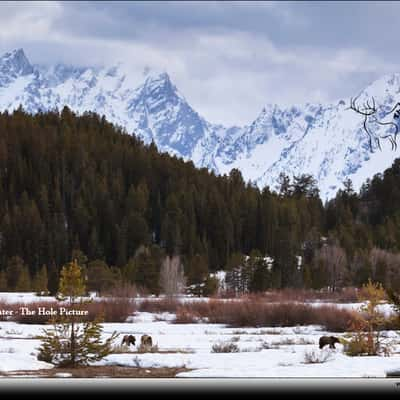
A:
<box><xmin>296</xmin><ymin>337</ymin><xmax>315</xmax><ymax>345</ymax></box>
<box><xmin>137</xmin><ymin>298</ymin><xmax>180</xmax><ymax>313</ymax></box>
<box><xmin>0</xmin><ymin>366</ymin><xmax>191</xmax><ymax>378</ymax></box>
<box><xmin>0</xmin><ymin>300</ymin><xmax>60</xmax><ymax>324</ymax></box>
<box><xmin>136</xmin><ymin>343</ymin><xmax>159</xmax><ymax>353</ymax></box>
<box><xmin>271</xmin><ymin>338</ymin><xmax>296</xmax><ymax>346</ymax></box>
<box><xmin>110</xmin><ymin>344</ymin><xmax>194</xmax><ymax>355</ymax></box>
<box><xmin>244</xmin><ymin>287</ymin><xmax>359</xmax><ymax>303</ymax></box>
<box><xmin>111</xmin><ymin>344</ymin><xmax>137</xmax><ymax>354</ymax></box>
<box><xmin>174</xmin><ymin>306</ymin><xmax>202</xmax><ymax>323</ymax></box>
<box><xmin>171</xmin><ymin>299</ymin><xmax>360</xmax><ymax>332</ymax></box>
<box><xmin>85</xmin><ymin>298</ymin><xmax>136</xmax><ymax>322</ymax></box>
<box><xmin>102</xmin><ymin>283</ymin><xmax>145</xmax><ymax>299</ymax></box>
<box><xmin>0</xmin><ymin>298</ymin><xmax>136</xmax><ymax>324</ymax></box>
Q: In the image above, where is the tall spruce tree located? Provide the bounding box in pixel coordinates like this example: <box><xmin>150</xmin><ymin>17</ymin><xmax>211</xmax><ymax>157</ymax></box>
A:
<box><xmin>37</xmin><ymin>259</ymin><xmax>117</xmax><ymax>367</ymax></box>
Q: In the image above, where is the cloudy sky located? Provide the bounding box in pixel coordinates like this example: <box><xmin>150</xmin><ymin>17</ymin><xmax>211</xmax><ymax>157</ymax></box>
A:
<box><xmin>0</xmin><ymin>1</ymin><xmax>398</xmax><ymax>126</ymax></box>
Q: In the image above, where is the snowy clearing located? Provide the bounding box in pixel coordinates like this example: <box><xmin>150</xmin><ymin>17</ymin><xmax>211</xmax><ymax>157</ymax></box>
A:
<box><xmin>0</xmin><ymin>292</ymin><xmax>399</xmax><ymax>378</ymax></box>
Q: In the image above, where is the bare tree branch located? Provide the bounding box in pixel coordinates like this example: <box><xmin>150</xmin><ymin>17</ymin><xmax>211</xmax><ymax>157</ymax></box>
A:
<box><xmin>349</xmin><ymin>95</ymin><xmax>400</xmax><ymax>151</ymax></box>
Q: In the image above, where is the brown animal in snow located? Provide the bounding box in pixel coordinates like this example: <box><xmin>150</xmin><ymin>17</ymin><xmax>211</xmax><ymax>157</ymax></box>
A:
<box><xmin>141</xmin><ymin>334</ymin><xmax>153</xmax><ymax>347</ymax></box>
<box><xmin>319</xmin><ymin>335</ymin><xmax>340</xmax><ymax>349</ymax></box>
<box><xmin>121</xmin><ymin>334</ymin><xmax>136</xmax><ymax>347</ymax></box>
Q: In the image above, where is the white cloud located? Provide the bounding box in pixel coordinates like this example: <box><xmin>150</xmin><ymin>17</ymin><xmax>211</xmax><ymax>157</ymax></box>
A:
<box><xmin>0</xmin><ymin>1</ymin><xmax>62</xmax><ymax>40</ymax></box>
<box><xmin>0</xmin><ymin>1</ymin><xmax>397</xmax><ymax>126</ymax></box>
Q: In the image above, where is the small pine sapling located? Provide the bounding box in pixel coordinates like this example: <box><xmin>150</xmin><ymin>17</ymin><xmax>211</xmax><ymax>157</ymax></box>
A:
<box><xmin>37</xmin><ymin>259</ymin><xmax>118</xmax><ymax>367</ymax></box>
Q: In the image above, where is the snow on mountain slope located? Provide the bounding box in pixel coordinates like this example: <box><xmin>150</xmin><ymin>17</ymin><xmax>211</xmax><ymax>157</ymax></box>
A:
<box><xmin>0</xmin><ymin>48</ymin><xmax>400</xmax><ymax>200</ymax></box>
<box><xmin>0</xmin><ymin>49</ymin><xmax>228</xmax><ymax>163</ymax></box>
<box><xmin>214</xmin><ymin>78</ymin><xmax>400</xmax><ymax>199</ymax></box>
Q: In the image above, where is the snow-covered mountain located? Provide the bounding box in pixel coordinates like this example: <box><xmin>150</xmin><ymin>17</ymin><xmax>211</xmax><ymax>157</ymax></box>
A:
<box><xmin>1</xmin><ymin>48</ymin><xmax>399</xmax><ymax>200</ymax></box>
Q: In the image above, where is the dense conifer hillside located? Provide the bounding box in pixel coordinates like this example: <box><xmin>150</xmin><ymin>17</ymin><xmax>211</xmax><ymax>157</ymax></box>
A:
<box><xmin>0</xmin><ymin>108</ymin><xmax>399</xmax><ymax>294</ymax></box>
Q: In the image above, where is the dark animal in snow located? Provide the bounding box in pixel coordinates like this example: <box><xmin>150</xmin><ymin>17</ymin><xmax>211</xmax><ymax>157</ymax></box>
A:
<box><xmin>319</xmin><ymin>335</ymin><xmax>340</xmax><ymax>349</ymax></box>
<box><xmin>121</xmin><ymin>334</ymin><xmax>136</xmax><ymax>346</ymax></box>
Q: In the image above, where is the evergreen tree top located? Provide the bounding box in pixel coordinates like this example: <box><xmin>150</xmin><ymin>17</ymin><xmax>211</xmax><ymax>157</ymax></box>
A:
<box><xmin>58</xmin><ymin>259</ymin><xmax>86</xmax><ymax>302</ymax></box>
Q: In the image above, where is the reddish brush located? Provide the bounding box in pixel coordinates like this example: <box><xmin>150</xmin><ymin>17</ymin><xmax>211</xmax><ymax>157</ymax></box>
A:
<box><xmin>137</xmin><ymin>298</ymin><xmax>180</xmax><ymax>313</ymax></box>
<box><xmin>172</xmin><ymin>299</ymin><xmax>359</xmax><ymax>331</ymax></box>
<box><xmin>0</xmin><ymin>298</ymin><xmax>136</xmax><ymax>324</ymax></box>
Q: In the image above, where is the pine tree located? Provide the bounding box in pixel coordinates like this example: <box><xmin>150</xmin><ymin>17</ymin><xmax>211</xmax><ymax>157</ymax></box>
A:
<box><xmin>33</xmin><ymin>264</ymin><xmax>49</xmax><ymax>295</ymax></box>
<box><xmin>345</xmin><ymin>280</ymin><xmax>388</xmax><ymax>356</ymax></box>
<box><xmin>38</xmin><ymin>314</ymin><xmax>117</xmax><ymax>367</ymax></box>
<box><xmin>37</xmin><ymin>259</ymin><xmax>117</xmax><ymax>367</ymax></box>
<box><xmin>386</xmin><ymin>288</ymin><xmax>400</xmax><ymax>329</ymax></box>
<box><xmin>87</xmin><ymin>259</ymin><xmax>114</xmax><ymax>295</ymax></box>
<box><xmin>0</xmin><ymin>270</ymin><xmax>7</xmax><ymax>291</ymax></box>
<box><xmin>187</xmin><ymin>254</ymin><xmax>208</xmax><ymax>285</ymax></box>
<box><xmin>6</xmin><ymin>256</ymin><xmax>25</xmax><ymax>290</ymax></box>
<box><xmin>58</xmin><ymin>259</ymin><xmax>86</xmax><ymax>303</ymax></box>
<box><xmin>47</xmin><ymin>261</ymin><xmax>59</xmax><ymax>296</ymax></box>
<box><xmin>15</xmin><ymin>264</ymin><xmax>31</xmax><ymax>292</ymax></box>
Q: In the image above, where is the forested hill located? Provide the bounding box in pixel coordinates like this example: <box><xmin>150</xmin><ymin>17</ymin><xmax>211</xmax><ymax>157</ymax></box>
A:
<box><xmin>0</xmin><ymin>107</ymin><xmax>399</xmax><ymax>294</ymax></box>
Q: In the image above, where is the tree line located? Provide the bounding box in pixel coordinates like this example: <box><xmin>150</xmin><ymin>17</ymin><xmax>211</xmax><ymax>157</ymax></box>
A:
<box><xmin>0</xmin><ymin>107</ymin><xmax>399</xmax><ymax>295</ymax></box>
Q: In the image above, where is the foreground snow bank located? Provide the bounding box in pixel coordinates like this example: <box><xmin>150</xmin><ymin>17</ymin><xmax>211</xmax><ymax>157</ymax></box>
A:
<box><xmin>96</xmin><ymin>314</ymin><xmax>400</xmax><ymax>378</ymax></box>
<box><xmin>0</xmin><ymin>353</ymin><xmax>53</xmax><ymax>373</ymax></box>
<box><xmin>0</xmin><ymin>299</ymin><xmax>399</xmax><ymax>378</ymax></box>
<box><xmin>0</xmin><ymin>336</ymin><xmax>54</xmax><ymax>373</ymax></box>
<box><xmin>96</xmin><ymin>349</ymin><xmax>400</xmax><ymax>378</ymax></box>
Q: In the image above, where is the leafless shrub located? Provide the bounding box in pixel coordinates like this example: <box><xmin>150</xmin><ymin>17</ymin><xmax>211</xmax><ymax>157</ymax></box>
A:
<box><xmin>159</xmin><ymin>255</ymin><xmax>186</xmax><ymax>297</ymax></box>
<box><xmin>173</xmin><ymin>306</ymin><xmax>202</xmax><ymax>324</ymax></box>
<box><xmin>369</xmin><ymin>248</ymin><xmax>400</xmax><ymax>291</ymax></box>
<box><xmin>240</xmin><ymin>347</ymin><xmax>261</xmax><ymax>353</ymax></box>
<box><xmin>103</xmin><ymin>283</ymin><xmax>145</xmax><ymax>299</ymax></box>
<box><xmin>296</xmin><ymin>337</ymin><xmax>315</xmax><ymax>345</ymax></box>
<box><xmin>85</xmin><ymin>298</ymin><xmax>136</xmax><ymax>322</ymax></box>
<box><xmin>232</xmin><ymin>330</ymin><xmax>248</xmax><ymax>335</ymax></box>
<box><xmin>0</xmin><ymin>347</ymin><xmax>15</xmax><ymax>354</ymax></box>
<box><xmin>5</xmin><ymin>329</ymin><xmax>23</xmax><ymax>335</ymax></box>
<box><xmin>259</xmin><ymin>329</ymin><xmax>283</xmax><ymax>335</ymax></box>
<box><xmin>258</xmin><ymin>341</ymin><xmax>280</xmax><ymax>350</ymax></box>
<box><xmin>271</xmin><ymin>338</ymin><xmax>296</xmax><ymax>346</ymax></box>
<box><xmin>137</xmin><ymin>298</ymin><xmax>180</xmax><ymax>313</ymax></box>
<box><xmin>248</xmin><ymin>287</ymin><xmax>359</xmax><ymax>303</ymax></box>
<box><xmin>111</xmin><ymin>344</ymin><xmax>136</xmax><ymax>354</ymax></box>
<box><xmin>211</xmin><ymin>341</ymin><xmax>239</xmax><ymax>353</ymax></box>
<box><xmin>149</xmin><ymin>298</ymin><xmax>361</xmax><ymax>331</ymax></box>
<box><xmin>277</xmin><ymin>362</ymin><xmax>294</xmax><ymax>367</ymax></box>
<box><xmin>314</xmin><ymin>244</ymin><xmax>347</xmax><ymax>293</ymax></box>
<box><xmin>302</xmin><ymin>349</ymin><xmax>333</xmax><ymax>364</ymax></box>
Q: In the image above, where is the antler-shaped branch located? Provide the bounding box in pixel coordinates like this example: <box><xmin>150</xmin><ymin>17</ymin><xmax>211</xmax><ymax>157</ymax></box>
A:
<box><xmin>349</xmin><ymin>94</ymin><xmax>379</xmax><ymax>150</ymax></box>
<box><xmin>349</xmin><ymin>94</ymin><xmax>377</xmax><ymax>116</ymax></box>
<box><xmin>349</xmin><ymin>95</ymin><xmax>399</xmax><ymax>151</ymax></box>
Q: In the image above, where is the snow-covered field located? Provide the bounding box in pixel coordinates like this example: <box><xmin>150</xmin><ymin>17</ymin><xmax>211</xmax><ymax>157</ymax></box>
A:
<box><xmin>0</xmin><ymin>292</ymin><xmax>399</xmax><ymax>378</ymax></box>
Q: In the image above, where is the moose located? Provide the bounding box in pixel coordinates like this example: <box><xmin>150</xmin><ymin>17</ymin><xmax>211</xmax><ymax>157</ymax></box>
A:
<box><xmin>121</xmin><ymin>334</ymin><xmax>136</xmax><ymax>347</ymax></box>
<box><xmin>319</xmin><ymin>335</ymin><xmax>340</xmax><ymax>349</ymax></box>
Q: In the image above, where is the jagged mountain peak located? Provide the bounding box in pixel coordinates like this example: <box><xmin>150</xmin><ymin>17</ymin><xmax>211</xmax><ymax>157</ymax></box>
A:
<box><xmin>1</xmin><ymin>48</ymin><xmax>28</xmax><ymax>62</ymax></box>
<box><xmin>139</xmin><ymin>72</ymin><xmax>180</xmax><ymax>100</ymax></box>
<box><xmin>0</xmin><ymin>48</ymin><xmax>399</xmax><ymax>200</ymax></box>
<box><xmin>145</xmin><ymin>71</ymin><xmax>171</xmax><ymax>85</ymax></box>
<box><xmin>0</xmin><ymin>48</ymin><xmax>33</xmax><ymax>78</ymax></box>
<box><xmin>356</xmin><ymin>72</ymin><xmax>400</xmax><ymax>105</ymax></box>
